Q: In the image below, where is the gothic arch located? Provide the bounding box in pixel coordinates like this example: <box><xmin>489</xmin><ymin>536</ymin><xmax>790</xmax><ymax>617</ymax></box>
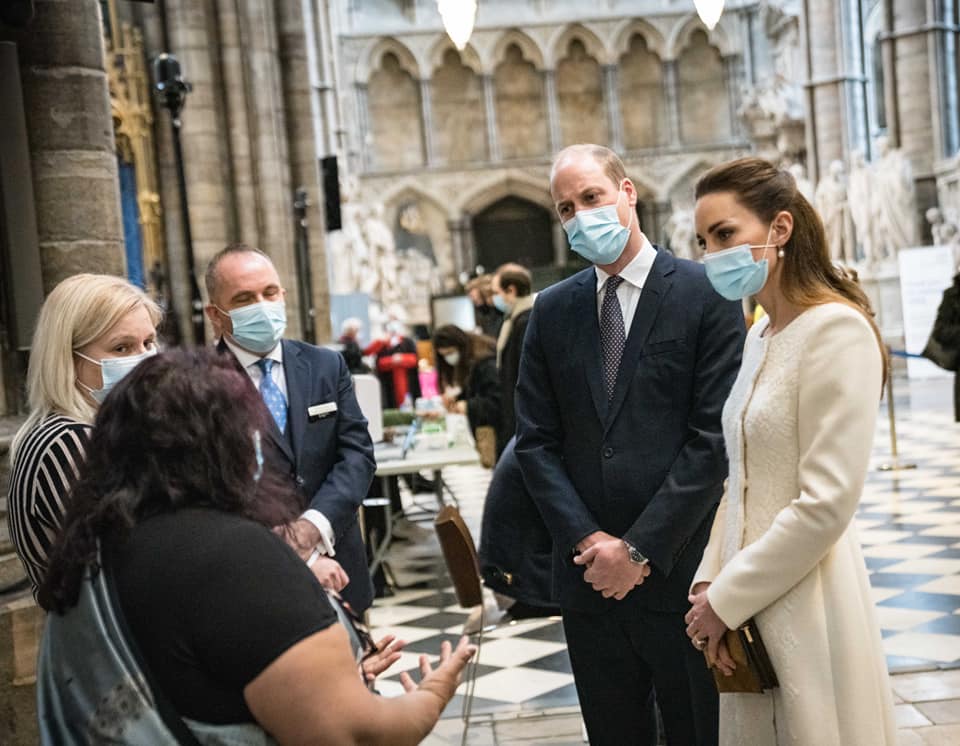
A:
<box><xmin>662</xmin><ymin>158</ymin><xmax>717</xmax><ymax>204</ymax></box>
<box><xmin>546</xmin><ymin>23</ymin><xmax>611</xmax><ymax>68</ymax></box>
<box><xmin>665</xmin><ymin>13</ymin><xmax>737</xmax><ymax>61</ymax></box>
<box><xmin>427</xmin><ymin>36</ymin><xmax>484</xmax><ymax>76</ymax></box>
<box><xmin>490</xmin><ymin>28</ymin><xmax>547</xmax><ymax>72</ymax></box>
<box><xmin>355</xmin><ymin>37</ymin><xmax>420</xmax><ymax>84</ymax></box>
<box><xmin>380</xmin><ymin>179</ymin><xmax>455</xmax><ymax>221</ymax></box>
<box><xmin>625</xmin><ymin>172</ymin><xmax>663</xmax><ymax>202</ymax></box>
<box><xmin>457</xmin><ymin>171</ymin><xmax>555</xmax><ymax>215</ymax></box>
<box><xmin>611</xmin><ymin>18</ymin><xmax>667</xmax><ymax>61</ymax></box>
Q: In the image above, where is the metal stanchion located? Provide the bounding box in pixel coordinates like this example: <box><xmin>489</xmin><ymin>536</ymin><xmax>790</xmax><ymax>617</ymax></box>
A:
<box><xmin>878</xmin><ymin>346</ymin><xmax>916</xmax><ymax>472</ymax></box>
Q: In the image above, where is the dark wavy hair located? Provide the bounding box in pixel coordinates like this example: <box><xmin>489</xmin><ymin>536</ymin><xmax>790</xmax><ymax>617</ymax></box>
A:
<box><xmin>432</xmin><ymin>324</ymin><xmax>495</xmax><ymax>390</ymax></box>
<box><xmin>39</xmin><ymin>348</ymin><xmax>302</xmax><ymax>613</ymax></box>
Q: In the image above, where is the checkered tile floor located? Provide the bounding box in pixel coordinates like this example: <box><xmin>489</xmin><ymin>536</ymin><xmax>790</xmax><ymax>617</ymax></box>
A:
<box><xmin>368</xmin><ymin>375</ymin><xmax>960</xmax><ymax>716</ymax></box>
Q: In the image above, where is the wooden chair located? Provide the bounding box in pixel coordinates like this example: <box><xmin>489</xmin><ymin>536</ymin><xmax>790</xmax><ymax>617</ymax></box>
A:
<box><xmin>433</xmin><ymin>504</ymin><xmax>489</xmax><ymax>745</ymax></box>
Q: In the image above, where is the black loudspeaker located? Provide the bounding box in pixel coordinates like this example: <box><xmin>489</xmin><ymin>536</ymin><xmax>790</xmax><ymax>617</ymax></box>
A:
<box><xmin>0</xmin><ymin>0</ymin><xmax>34</xmax><ymax>27</ymax></box>
<box><xmin>320</xmin><ymin>155</ymin><xmax>342</xmax><ymax>232</ymax></box>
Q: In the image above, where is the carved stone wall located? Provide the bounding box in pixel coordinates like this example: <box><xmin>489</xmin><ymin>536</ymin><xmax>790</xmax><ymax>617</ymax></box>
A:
<box><xmin>619</xmin><ymin>35</ymin><xmax>664</xmax><ymax>150</ymax></box>
<box><xmin>368</xmin><ymin>53</ymin><xmax>423</xmax><ymax>170</ymax></box>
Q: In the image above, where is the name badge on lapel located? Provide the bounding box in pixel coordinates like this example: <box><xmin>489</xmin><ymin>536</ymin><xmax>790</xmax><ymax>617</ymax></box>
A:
<box><xmin>308</xmin><ymin>402</ymin><xmax>338</xmax><ymax>421</ymax></box>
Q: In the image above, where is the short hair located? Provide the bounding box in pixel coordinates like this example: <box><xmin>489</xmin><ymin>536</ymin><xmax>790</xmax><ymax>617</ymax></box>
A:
<box><xmin>10</xmin><ymin>274</ymin><xmax>163</xmax><ymax>463</ymax></box>
<box><xmin>340</xmin><ymin>317</ymin><xmax>362</xmax><ymax>336</ymax></box>
<box><xmin>204</xmin><ymin>243</ymin><xmax>273</xmax><ymax>304</ymax></box>
<box><xmin>465</xmin><ymin>274</ymin><xmax>494</xmax><ymax>302</ymax></box>
<box><xmin>495</xmin><ymin>263</ymin><xmax>532</xmax><ymax>297</ymax></box>
<box><xmin>550</xmin><ymin>144</ymin><xmax>627</xmax><ymax>192</ymax></box>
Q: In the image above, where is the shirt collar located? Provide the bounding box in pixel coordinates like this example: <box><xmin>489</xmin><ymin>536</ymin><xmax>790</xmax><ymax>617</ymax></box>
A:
<box><xmin>595</xmin><ymin>235</ymin><xmax>657</xmax><ymax>294</ymax></box>
<box><xmin>222</xmin><ymin>336</ymin><xmax>283</xmax><ymax>370</ymax></box>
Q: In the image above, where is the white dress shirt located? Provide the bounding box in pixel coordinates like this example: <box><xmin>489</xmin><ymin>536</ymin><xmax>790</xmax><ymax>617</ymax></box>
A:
<box><xmin>222</xmin><ymin>336</ymin><xmax>337</xmax><ymax>556</ymax></box>
<box><xmin>594</xmin><ymin>235</ymin><xmax>657</xmax><ymax>334</ymax></box>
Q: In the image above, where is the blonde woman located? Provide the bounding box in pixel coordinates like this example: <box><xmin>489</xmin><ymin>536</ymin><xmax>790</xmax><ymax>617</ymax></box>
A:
<box><xmin>685</xmin><ymin>158</ymin><xmax>896</xmax><ymax>745</ymax></box>
<box><xmin>8</xmin><ymin>274</ymin><xmax>161</xmax><ymax>594</ymax></box>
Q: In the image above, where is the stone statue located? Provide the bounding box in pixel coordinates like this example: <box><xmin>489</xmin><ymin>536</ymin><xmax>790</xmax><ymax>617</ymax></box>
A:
<box><xmin>871</xmin><ymin>135</ymin><xmax>918</xmax><ymax>260</ymax></box>
<box><xmin>847</xmin><ymin>150</ymin><xmax>877</xmax><ymax>266</ymax></box>
<box><xmin>665</xmin><ymin>207</ymin><xmax>701</xmax><ymax>261</ymax></box>
<box><xmin>926</xmin><ymin>206</ymin><xmax>959</xmax><ymax>247</ymax></box>
<box><xmin>788</xmin><ymin>163</ymin><xmax>815</xmax><ymax>204</ymax></box>
<box><xmin>815</xmin><ymin>159</ymin><xmax>857</xmax><ymax>264</ymax></box>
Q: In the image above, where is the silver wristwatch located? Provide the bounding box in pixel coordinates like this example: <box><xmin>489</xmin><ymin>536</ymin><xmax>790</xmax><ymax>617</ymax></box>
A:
<box><xmin>623</xmin><ymin>540</ymin><xmax>649</xmax><ymax>566</ymax></box>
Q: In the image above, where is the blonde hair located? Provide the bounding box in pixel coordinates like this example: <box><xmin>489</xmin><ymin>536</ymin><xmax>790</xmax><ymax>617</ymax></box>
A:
<box><xmin>9</xmin><ymin>274</ymin><xmax>163</xmax><ymax>464</ymax></box>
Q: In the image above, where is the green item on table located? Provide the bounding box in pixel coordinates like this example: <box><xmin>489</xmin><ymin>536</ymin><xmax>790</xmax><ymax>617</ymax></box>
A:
<box><xmin>382</xmin><ymin>409</ymin><xmax>416</xmax><ymax>427</ymax></box>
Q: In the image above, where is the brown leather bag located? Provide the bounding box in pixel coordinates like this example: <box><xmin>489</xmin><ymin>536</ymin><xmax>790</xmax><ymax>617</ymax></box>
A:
<box><xmin>709</xmin><ymin>618</ymin><xmax>779</xmax><ymax>694</ymax></box>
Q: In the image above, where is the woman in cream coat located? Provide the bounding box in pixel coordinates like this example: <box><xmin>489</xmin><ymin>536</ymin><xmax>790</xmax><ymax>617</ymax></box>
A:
<box><xmin>685</xmin><ymin>157</ymin><xmax>896</xmax><ymax>745</ymax></box>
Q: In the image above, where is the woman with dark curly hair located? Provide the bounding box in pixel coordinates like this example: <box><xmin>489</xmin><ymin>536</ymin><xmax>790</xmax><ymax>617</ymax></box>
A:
<box><xmin>37</xmin><ymin>348</ymin><xmax>473</xmax><ymax>745</ymax></box>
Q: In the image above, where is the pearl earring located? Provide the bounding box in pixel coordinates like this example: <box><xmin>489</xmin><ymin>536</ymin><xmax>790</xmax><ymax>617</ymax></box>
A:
<box><xmin>777</xmin><ymin>247</ymin><xmax>785</xmax><ymax>258</ymax></box>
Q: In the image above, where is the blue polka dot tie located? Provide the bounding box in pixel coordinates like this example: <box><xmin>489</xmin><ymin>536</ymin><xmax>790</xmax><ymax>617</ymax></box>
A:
<box><xmin>600</xmin><ymin>275</ymin><xmax>625</xmax><ymax>401</ymax></box>
<box><xmin>257</xmin><ymin>358</ymin><xmax>287</xmax><ymax>433</ymax></box>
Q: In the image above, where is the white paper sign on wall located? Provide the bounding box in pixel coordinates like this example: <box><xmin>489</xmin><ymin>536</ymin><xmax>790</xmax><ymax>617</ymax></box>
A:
<box><xmin>897</xmin><ymin>245</ymin><xmax>954</xmax><ymax>379</ymax></box>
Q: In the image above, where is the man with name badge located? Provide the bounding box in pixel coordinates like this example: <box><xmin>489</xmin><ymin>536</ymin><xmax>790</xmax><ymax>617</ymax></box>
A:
<box><xmin>205</xmin><ymin>244</ymin><xmax>376</xmax><ymax>612</ymax></box>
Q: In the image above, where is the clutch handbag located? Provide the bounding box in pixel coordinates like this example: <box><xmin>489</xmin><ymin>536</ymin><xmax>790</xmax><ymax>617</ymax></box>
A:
<box><xmin>708</xmin><ymin>618</ymin><xmax>779</xmax><ymax>694</ymax></box>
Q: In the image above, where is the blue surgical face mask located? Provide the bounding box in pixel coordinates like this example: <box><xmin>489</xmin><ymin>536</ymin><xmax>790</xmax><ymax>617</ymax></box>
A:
<box><xmin>218</xmin><ymin>300</ymin><xmax>287</xmax><ymax>354</ymax></box>
<box><xmin>492</xmin><ymin>294</ymin><xmax>511</xmax><ymax>313</ymax></box>
<box><xmin>75</xmin><ymin>348</ymin><xmax>158</xmax><ymax>403</ymax></box>
<box><xmin>703</xmin><ymin>226</ymin><xmax>777</xmax><ymax>301</ymax></box>
<box><xmin>562</xmin><ymin>183</ymin><xmax>634</xmax><ymax>266</ymax></box>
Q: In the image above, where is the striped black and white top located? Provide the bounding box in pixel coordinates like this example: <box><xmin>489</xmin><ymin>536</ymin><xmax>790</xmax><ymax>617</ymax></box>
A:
<box><xmin>8</xmin><ymin>414</ymin><xmax>90</xmax><ymax>595</ymax></box>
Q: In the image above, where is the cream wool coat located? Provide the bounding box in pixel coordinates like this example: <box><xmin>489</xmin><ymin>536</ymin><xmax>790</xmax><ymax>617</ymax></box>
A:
<box><xmin>693</xmin><ymin>302</ymin><xmax>897</xmax><ymax>746</ymax></box>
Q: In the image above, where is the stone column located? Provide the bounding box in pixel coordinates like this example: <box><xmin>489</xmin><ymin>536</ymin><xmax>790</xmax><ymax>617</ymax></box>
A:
<box><xmin>663</xmin><ymin>60</ymin><xmax>682</xmax><ymax>146</ymax></box>
<box><xmin>354</xmin><ymin>83</ymin><xmax>371</xmax><ymax>171</ymax></box>
<box><xmin>723</xmin><ymin>54</ymin><xmax>744</xmax><ymax>139</ymax></box>
<box><xmin>419</xmin><ymin>78</ymin><xmax>437</xmax><ymax>166</ymax></box>
<box><xmin>602</xmin><ymin>65</ymin><xmax>624</xmax><ymax>153</ymax></box>
<box><xmin>543</xmin><ymin>69</ymin><xmax>561</xmax><ymax>153</ymax></box>
<box><xmin>276</xmin><ymin>0</ymin><xmax>332</xmax><ymax>341</ymax></box>
<box><xmin>12</xmin><ymin>0</ymin><xmax>125</xmax><ymax>291</ymax></box>
<box><xmin>482</xmin><ymin>74</ymin><xmax>501</xmax><ymax>161</ymax></box>
<box><xmin>235</xmin><ymin>0</ymin><xmax>301</xmax><ymax>338</ymax></box>
<box><xmin>552</xmin><ymin>218</ymin><xmax>567</xmax><ymax>265</ymax></box>
<box><xmin>214</xmin><ymin>0</ymin><xmax>260</xmax><ymax>247</ymax></box>
<box><xmin>159</xmin><ymin>0</ymin><xmax>233</xmax><ymax>341</ymax></box>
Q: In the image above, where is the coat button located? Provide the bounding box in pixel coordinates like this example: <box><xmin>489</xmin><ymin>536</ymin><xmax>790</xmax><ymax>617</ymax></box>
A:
<box><xmin>602</xmin><ymin>447</ymin><xmax>614</xmax><ymax>459</ymax></box>
<box><xmin>296</xmin><ymin>475</ymin><xmax>305</xmax><ymax>487</ymax></box>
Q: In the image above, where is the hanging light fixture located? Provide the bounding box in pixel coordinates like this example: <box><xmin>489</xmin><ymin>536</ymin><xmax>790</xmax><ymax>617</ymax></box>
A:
<box><xmin>694</xmin><ymin>0</ymin><xmax>725</xmax><ymax>30</ymax></box>
<box><xmin>437</xmin><ymin>0</ymin><xmax>478</xmax><ymax>51</ymax></box>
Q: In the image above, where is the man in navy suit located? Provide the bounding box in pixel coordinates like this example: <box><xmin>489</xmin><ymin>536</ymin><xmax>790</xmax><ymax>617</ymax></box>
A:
<box><xmin>205</xmin><ymin>245</ymin><xmax>375</xmax><ymax>612</ymax></box>
<box><xmin>515</xmin><ymin>145</ymin><xmax>745</xmax><ymax>745</ymax></box>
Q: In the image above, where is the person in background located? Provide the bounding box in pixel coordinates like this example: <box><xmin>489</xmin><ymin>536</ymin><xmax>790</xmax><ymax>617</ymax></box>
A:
<box><xmin>925</xmin><ymin>270</ymin><xmax>960</xmax><ymax>421</ymax></box>
<box><xmin>478</xmin><ymin>436</ymin><xmax>559</xmax><ymax>621</ymax></box>
<box><xmin>686</xmin><ymin>157</ymin><xmax>896</xmax><ymax>745</ymax></box>
<box><xmin>338</xmin><ymin>317</ymin><xmax>370</xmax><ymax>374</ymax></box>
<box><xmin>466</xmin><ymin>274</ymin><xmax>503</xmax><ymax>338</ymax></box>
<box><xmin>37</xmin><ymin>348</ymin><xmax>474</xmax><ymax>745</ymax></box>
<box><xmin>432</xmin><ymin>325</ymin><xmax>502</xmax><ymax>462</ymax></box>
<box><xmin>8</xmin><ymin>274</ymin><xmax>161</xmax><ymax>595</ymax></box>
<box><xmin>205</xmin><ymin>244</ymin><xmax>375</xmax><ymax>612</ymax></box>
<box><xmin>492</xmin><ymin>262</ymin><xmax>536</xmax><ymax>456</ymax></box>
<box><xmin>366</xmin><ymin>318</ymin><xmax>421</xmax><ymax>410</ymax></box>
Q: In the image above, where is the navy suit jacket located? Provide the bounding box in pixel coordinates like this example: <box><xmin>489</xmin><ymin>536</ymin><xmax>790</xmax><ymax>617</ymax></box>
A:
<box><xmin>219</xmin><ymin>338</ymin><xmax>376</xmax><ymax>612</ymax></box>
<box><xmin>514</xmin><ymin>249</ymin><xmax>745</xmax><ymax>613</ymax></box>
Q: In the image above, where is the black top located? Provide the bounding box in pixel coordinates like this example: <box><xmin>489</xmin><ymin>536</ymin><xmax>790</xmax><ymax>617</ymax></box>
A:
<box><xmin>109</xmin><ymin>508</ymin><xmax>337</xmax><ymax>724</ymax></box>
<box><xmin>461</xmin><ymin>355</ymin><xmax>502</xmax><ymax>443</ymax></box>
<box><xmin>497</xmin><ymin>307</ymin><xmax>532</xmax><ymax>457</ymax></box>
